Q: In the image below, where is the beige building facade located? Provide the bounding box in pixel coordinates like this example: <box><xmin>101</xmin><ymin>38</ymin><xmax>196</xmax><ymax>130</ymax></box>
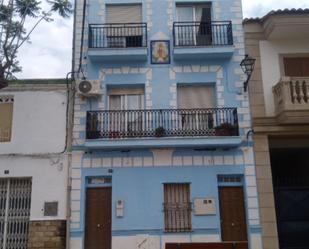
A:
<box><xmin>244</xmin><ymin>9</ymin><xmax>309</xmax><ymax>249</ymax></box>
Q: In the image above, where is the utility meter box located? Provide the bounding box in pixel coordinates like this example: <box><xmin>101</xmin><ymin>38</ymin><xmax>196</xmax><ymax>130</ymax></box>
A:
<box><xmin>194</xmin><ymin>198</ymin><xmax>216</xmax><ymax>215</ymax></box>
<box><xmin>116</xmin><ymin>199</ymin><xmax>124</xmax><ymax>217</ymax></box>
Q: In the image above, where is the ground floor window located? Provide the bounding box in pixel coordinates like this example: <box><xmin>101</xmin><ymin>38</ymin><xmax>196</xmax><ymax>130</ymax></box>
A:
<box><xmin>163</xmin><ymin>183</ymin><xmax>191</xmax><ymax>232</ymax></box>
<box><xmin>0</xmin><ymin>178</ymin><xmax>32</xmax><ymax>249</ymax></box>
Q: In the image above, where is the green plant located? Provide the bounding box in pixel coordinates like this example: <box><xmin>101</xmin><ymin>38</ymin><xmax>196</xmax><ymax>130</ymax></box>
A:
<box><xmin>154</xmin><ymin>126</ymin><xmax>165</xmax><ymax>137</ymax></box>
<box><xmin>215</xmin><ymin>122</ymin><xmax>235</xmax><ymax>130</ymax></box>
<box><xmin>214</xmin><ymin>122</ymin><xmax>238</xmax><ymax>136</ymax></box>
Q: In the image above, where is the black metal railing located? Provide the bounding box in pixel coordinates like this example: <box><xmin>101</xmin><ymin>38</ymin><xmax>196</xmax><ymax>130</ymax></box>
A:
<box><xmin>89</xmin><ymin>23</ymin><xmax>147</xmax><ymax>48</ymax></box>
<box><xmin>86</xmin><ymin>108</ymin><xmax>239</xmax><ymax>140</ymax></box>
<box><xmin>173</xmin><ymin>21</ymin><xmax>233</xmax><ymax>47</ymax></box>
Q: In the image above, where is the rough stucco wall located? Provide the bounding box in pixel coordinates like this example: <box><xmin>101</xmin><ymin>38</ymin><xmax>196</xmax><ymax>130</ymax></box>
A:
<box><xmin>0</xmin><ymin>156</ymin><xmax>68</xmax><ymax>220</ymax></box>
<box><xmin>0</xmin><ymin>91</ymin><xmax>67</xmax><ymax>155</ymax></box>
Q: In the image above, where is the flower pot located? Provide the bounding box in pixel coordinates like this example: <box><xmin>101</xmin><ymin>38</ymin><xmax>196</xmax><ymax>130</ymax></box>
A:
<box><xmin>155</xmin><ymin>127</ymin><xmax>165</xmax><ymax>137</ymax></box>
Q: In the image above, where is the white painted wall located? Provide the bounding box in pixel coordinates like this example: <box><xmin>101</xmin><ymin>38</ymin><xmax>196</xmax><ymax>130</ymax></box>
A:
<box><xmin>0</xmin><ymin>90</ymin><xmax>67</xmax><ymax>155</ymax></box>
<box><xmin>259</xmin><ymin>39</ymin><xmax>309</xmax><ymax>116</ymax></box>
<box><xmin>0</xmin><ymin>155</ymin><xmax>68</xmax><ymax>220</ymax></box>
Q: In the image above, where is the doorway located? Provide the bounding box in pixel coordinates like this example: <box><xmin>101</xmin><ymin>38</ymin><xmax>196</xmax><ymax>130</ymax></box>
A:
<box><xmin>270</xmin><ymin>147</ymin><xmax>309</xmax><ymax>249</ymax></box>
<box><xmin>219</xmin><ymin>186</ymin><xmax>248</xmax><ymax>242</ymax></box>
<box><xmin>85</xmin><ymin>187</ymin><xmax>112</xmax><ymax>249</ymax></box>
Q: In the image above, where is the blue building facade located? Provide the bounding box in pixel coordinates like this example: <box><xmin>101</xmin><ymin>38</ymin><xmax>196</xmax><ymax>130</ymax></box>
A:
<box><xmin>70</xmin><ymin>0</ymin><xmax>262</xmax><ymax>248</ymax></box>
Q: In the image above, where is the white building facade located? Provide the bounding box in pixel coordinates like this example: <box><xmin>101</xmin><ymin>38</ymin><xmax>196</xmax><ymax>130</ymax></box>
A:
<box><xmin>0</xmin><ymin>81</ymin><xmax>69</xmax><ymax>249</ymax></box>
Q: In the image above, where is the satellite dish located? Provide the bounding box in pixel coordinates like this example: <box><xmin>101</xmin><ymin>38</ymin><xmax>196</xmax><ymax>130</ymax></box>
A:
<box><xmin>78</xmin><ymin>80</ymin><xmax>92</xmax><ymax>93</ymax></box>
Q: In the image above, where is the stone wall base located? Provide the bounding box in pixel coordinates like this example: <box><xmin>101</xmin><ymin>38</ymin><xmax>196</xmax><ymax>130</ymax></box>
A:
<box><xmin>28</xmin><ymin>220</ymin><xmax>66</xmax><ymax>249</ymax></box>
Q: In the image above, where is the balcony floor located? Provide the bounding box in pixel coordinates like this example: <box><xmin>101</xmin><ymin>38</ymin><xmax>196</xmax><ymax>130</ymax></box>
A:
<box><xmin>173</xmin><ymin>46</ymin><xmax>234</xmax><ymax>61</ymax></box>
<box><xmin>85</xmin><ymin>136</ymin><xmax>242</xmax><ymax>150</ymax></box>
<box><xmin>88</xmin><ymin>47</ymin><xmax>148</xmax><ymax>62</ymax></box>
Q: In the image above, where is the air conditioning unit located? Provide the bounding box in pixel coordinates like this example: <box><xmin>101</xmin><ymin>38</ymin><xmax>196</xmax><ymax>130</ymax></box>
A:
<box><xmin>76</xmin><ymin>80</ymin><xmax>101</xmax><ymax>97</ymax></box>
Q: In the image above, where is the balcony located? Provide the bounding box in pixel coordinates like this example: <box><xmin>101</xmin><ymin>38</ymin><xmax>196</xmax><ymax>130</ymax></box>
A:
<box><xmin>173</xmin><ymin>21</ymin><xmax>234</xmax><ymax>60</ymax></box>
<box><xmin>88</xmin><ymin>23</ymin><xmax>148</xmax><ymax>62</ymax></box>
<box><xmin>85</xmin><ymin>108</ymin><xmax>241</xmax><ymax>150</ymax></box>
<box><xmin>273</xmin><ymin>77</ymin><xmax>309</xmax><ymax>124</ymax></box>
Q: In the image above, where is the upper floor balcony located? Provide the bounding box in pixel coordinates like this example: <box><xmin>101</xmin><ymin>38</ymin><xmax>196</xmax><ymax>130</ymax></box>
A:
<box><xmin>85</xmin><ymin>107</ymin><xmax>241</xmax><ymax>150</ymax></box>
<box><xmin>173</xmin><ymin>21</ymin><xmax>234</xmax><ymax>60</ymax></box>
<box><xmin>273</xmin><ymin>77</ymin><xmax>309</xmax><ymax>124</ymax></box>
<box><xmin>88</xmin><ymin>23</ymin><xmax>148</xmax><ymax>62</ymax></box>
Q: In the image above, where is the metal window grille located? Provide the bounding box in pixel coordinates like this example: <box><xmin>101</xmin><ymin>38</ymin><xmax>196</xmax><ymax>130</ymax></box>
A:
<box><xmin>0</xmin><ymin>178</ymin><xmax>32</xmax><ymax>249</ymax></box>
<box><xmin>217</xmin><ymin>175</ymin><xmax>242</xmax><ymax>183</ymax></box>
<box><xmin>163</xmin><ymin>183</ymin><xmax>191</xmax><ymax>232</ymax></box>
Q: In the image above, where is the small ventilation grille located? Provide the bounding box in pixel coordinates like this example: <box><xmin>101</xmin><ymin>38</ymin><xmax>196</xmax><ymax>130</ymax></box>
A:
<box><xmin>88</xmin><ymin>176</ymin><xmax>112</xmax><ymax>185</ymax></box>
<box><xmin>218</xmin><ymin>175</ymin><xmax>242</xmax><ymax>183</ymax></box>
<box><xmin>44</xmin><ymin>201</ymin><xmax>58</xmax><ymax>216</ymax></box>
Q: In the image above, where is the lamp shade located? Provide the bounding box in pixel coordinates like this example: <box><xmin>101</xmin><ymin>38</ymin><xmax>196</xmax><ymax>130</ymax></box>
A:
<box><xmin>240</xmin><ymin>54</ymin><xmax>256</xmax><ymax>76</ymax></box>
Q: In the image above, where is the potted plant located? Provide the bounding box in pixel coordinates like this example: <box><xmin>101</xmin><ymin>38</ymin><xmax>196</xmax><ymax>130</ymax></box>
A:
<box><xmin>214</xmin><ymin>123</ymin><xmax>238</xmax><ymax>136</ymax></box>
<box><xmin>154</xmin><ymin>126</ymin><xmax>166</xmax><ymax>137</ymax></box>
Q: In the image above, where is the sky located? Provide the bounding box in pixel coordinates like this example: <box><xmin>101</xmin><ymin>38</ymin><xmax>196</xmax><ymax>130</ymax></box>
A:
<box><xmin>16</xmin><ymin>0</ymin><xmax>309</xmax><ymax>79</ymax></box>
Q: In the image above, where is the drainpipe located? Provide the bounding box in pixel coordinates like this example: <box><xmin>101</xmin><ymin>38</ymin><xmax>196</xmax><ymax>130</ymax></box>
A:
<box><xmin>65</xmin><ymin>75</ymin><xmax>76</xmax><ymax>249</ymax></box>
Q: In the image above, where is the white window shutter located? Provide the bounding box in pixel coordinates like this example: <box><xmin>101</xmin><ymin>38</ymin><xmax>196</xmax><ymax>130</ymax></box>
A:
<box><xmin>106</xmin><ymin>4</ymin><xmax>142</xmax><ymax>23</ymax></box>
<box><xmin>177</xmin><ymin>85</ymin><xmax>215</xmax><ymax>109</ymax></box>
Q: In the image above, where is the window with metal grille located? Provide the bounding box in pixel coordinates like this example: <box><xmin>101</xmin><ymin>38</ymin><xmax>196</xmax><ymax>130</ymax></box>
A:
<box><xmin>163</xmin><ymin>183</ymin><xmax>191</xmax><ymax>232</ymax></box>
<box><xmin>217</xmin><ymin>175</ymin><xmax>242</xmax><ymax>183</ymax></box>
<box><xmin>0</xmin><ymin>96</ymin><xmax>14</xmax><ymax>142</ymax></box>
<box><xmin>0</xmin><ymin>178</ymin><xmax>32</xmax><ymax>248</ymax></box>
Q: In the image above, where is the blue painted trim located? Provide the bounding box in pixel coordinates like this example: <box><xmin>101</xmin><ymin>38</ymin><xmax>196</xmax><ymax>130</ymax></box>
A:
<box><xmin>112</xmin><ymin>228</ymin><xmax>219</xmax><ymax>236</ymax></box>
<box><xmin>88</xmin><ymin>48</ymin><xmax>148</xmax><ymax>62</ymax></box>
<box><xmin>173</xmin><ymin>46</ymin><xmax>234</xmax><ymax>60</ymax></box>
<box><xmin>71</xmin><ymin>228</ymin><xmax>220</xmax><ymax>238</ymax></box>
<box><xmin>84</xmin><ymin>137</ymin><xmax>242</xmax><ymax>150</ymax></box>
<box><xmin>70</xmin><ymin>230</ymin><xmax>83</xmax><ymax>237</ymax></box>
<box><xmin>249</xmin><ymin>226</ymin><xmax>262</xmax><ymax>233</ymax></box>
<box><xmin>77</xmin><ymin>168</ymin><xmax>113</xmax><ymax>236</ymax></box>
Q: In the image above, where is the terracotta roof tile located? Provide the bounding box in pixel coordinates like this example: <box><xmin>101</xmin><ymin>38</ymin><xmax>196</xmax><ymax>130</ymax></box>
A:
<box><xmin>243</xmin><ymin>8</ymin><xmax>309</xmax><ymax>24</ymax></box>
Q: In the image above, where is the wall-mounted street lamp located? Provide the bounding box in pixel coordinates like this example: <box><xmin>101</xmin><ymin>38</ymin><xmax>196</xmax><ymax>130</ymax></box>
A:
<box><xmin>240</xmin><ymin>54</ymin><xmax>256</xmax><ymax>92</ymax></box>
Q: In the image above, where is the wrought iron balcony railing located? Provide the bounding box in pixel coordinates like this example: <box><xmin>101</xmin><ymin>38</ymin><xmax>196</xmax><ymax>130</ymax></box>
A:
<box><xmin>89</xmin><ymin>23</ymin><xmax>147</xmax><ymax>48</ymax></box>
<box><xmin>173</xmin><ymin>21</ymin><xmax>233</xmax><ymax>47</ymax></box>
<box><xmin>86</xmin><ymin>108</ymin><xmax>239</xmax><ymax>140</ymax></box>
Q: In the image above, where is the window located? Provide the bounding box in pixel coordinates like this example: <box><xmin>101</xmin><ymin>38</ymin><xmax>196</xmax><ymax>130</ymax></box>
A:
<box><xmin>163</xmin><ymin>183</ymin><xmax>191</xmax><ymax>232</ymax></box>
<box><xmin>0</xmin><ymin>96</ymin><xmax>13</xmax><ymax>142</ymax></box>
<box><xmin>106</xmin><ymin>4</ymin><xmax>143</xmax><ymax>47</ymax></box>
<box><xmin>177</xmin><ymin>85</ymin><xmax>215</xmax><ymax>130</ymax></box>
<box><xmin>108</xmin><ymin>87</ymin><xmax>144</xmax><ymax>110</ymax></box>
<box><xmin>283</xmin><ymin>57</ymin><xmax>309</xmax><ymax>77</ymax></box>
<box><xmin>107</xmin><ymin>87</ymin><xmax>144</xmax><ymax>134</ymax></box>
<box><xmin>176</xmin><ymin>4</ymin><xmax>212</xmax><ymax>46</ymax></box>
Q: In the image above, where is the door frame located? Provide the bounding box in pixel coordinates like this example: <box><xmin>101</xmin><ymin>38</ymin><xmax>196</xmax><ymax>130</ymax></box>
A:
<box><xmin>81</xmin><ymin>173</ymin><xmax>113</xmax><ymax>249</ymax></box>
<box><xmin>84</xmin><ymin>185</ymin><xmax>112</xmax><ymax>249</ymax></box>
<box><xmin>217</xmin><ymin>175</ymin><xmax>250</xmax><ymax>246</ymax></box>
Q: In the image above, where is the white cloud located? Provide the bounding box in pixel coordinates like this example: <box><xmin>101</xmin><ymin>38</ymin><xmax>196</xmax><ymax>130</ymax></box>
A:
<box><xmin>16</xmin><ymin>13</ymin><xmax>73</xmax><ymax>79</ymax></box>
<box><xmin>15</xmin><ymin>0</ymin><xmax>309</xmax><ymax>79</ymax></box>
<box><xmin>243</xmin><ymin>0</ymin><xmax>309</xmax><ymax>18</ymax></box>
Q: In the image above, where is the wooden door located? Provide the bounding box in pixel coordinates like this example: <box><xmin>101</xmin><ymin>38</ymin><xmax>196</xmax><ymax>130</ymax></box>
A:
<box><xmin>284</xmin><ymin>57</ymin><xmax>309</xmax><ymax>77</ymax></box>
<box><xmin>219</xmin><ymin>187</ymin><xmax>247</xmax><ymax>242</ymax></box>
<box><xmin>85</xmin><ymin>188</ymin><xmax>111</xmax><ymax>249</ymax></box>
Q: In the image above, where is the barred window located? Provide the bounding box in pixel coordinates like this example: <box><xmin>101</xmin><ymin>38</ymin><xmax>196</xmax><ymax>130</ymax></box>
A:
<box><xmin>163</xmin><ymin>183</ymin><xmax>191</xmax><ymax>232</ymax></box>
